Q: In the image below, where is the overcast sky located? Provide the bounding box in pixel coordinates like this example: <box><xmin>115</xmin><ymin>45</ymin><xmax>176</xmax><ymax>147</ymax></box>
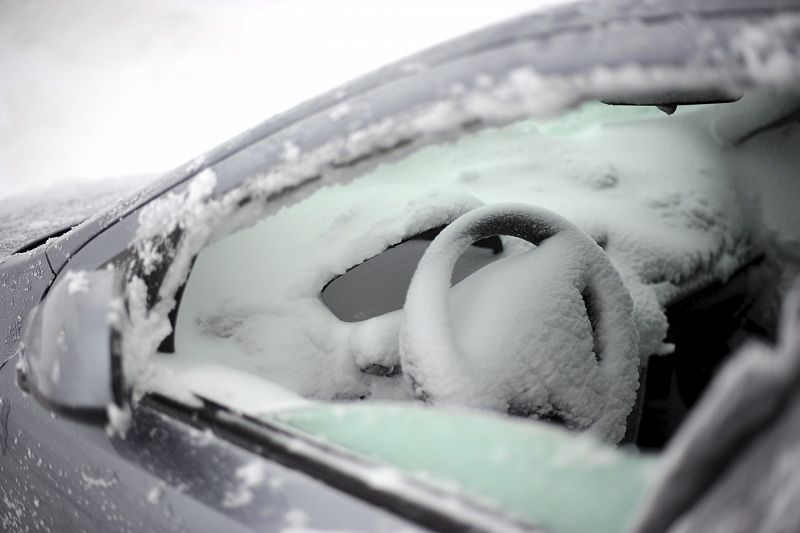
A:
<box><xmin>0</xmin><ymin>0</ymin><xmax>571</xmax><ymax>199</ymax></box>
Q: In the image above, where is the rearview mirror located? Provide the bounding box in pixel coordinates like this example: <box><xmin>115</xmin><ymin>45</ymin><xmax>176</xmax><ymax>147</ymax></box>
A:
<box><xmin>18</xmin><ymin>268</ymin><xmax>124</xmax><ymax>421</ymax></box>
<box><xmin>602</xmin><ymin>88</ymin><xmax>743</xmax><ymax>114</ymax></box>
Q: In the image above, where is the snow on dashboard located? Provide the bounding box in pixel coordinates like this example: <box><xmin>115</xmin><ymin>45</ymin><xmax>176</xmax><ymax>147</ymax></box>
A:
<box><xmin>120</xmin><ymin>87</ymin><xmax>800</xmax><ymax>444</ymax></box>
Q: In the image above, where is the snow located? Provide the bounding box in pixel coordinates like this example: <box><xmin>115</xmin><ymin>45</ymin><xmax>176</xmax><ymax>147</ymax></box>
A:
<box><xmin>283</xmin><ymin>508</ymin><xmax>310</xmax><ymax>528</ymax></box>
<box><xmin>105</xmin><ymin>403</ymin><xmax>132</xmax><ymax>438</ymax></box>
<box><xmin>166</xmin><ymin>365</ymin><xmax>309</xmax><ymax>415</ymax></box>
<box><xmin>328</xmin><ymin>103</ymin><xmax>353</xmax><ymax>122</ymax></box>
<box><xmin>222</xmin><ymin>462</ymin><xmax>267</xmax><ymax>508</ymax></box>
<box><xmin>146</xmin><ymin>483</ymin><xmax>164</xmax><ymax>505</ymax></box>
<box><xmin>149</xmin><ymin>187</ymin><xmax>485</xmax><ymax>404</ymax></box>
<box><xmin>283</xmin><ymin>141</ymin><xmax>302</xmax><ymax>163</ymax></box>
<box><xmin>349</xmin><ymin>310</ymin><xmax>403</xmax><ymax>375</ymax></box>
<box><xmin>400</xmin><ymin>204</ymin><xmax>639</xmax><ymax>442</ymax></box>
<box><xmin>144</xmin><ymin>99</ymin><xmax>747</xmax><ymax>419</ymax></box>
<box><xmin>363</xmin><ymin>466</ymin><xmax>405</xmax><ymax>491</ymax></box>
<box><xmin>134</xmin><ymin>168</ymin><xmax>217</xmax><ymax>253</ymax></box>
<box><xmin>121</xmin><ymin>169</ymin><xmax>220</xmax><ymax>386</ymax></box>
<box><xmin>117</xmin><ymin>68</ymin><xmax>800</xmax><ymax>446</ymax></box>
<box><xmin>79</xmin><ymin>465</ymin><xmax>118</xmax><ymax>490</ymax></box>
<box><xmin>64</xmin><ymin>270</ymin><xmax>89</xmax><ymax>295</ymax></box>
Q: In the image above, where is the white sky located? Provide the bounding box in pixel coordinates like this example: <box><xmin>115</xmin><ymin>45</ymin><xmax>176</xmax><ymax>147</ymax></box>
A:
<box><xmin>0</xmin><ymin>0</ymin><xmax>571</xmax><ymax>199</ymax></box>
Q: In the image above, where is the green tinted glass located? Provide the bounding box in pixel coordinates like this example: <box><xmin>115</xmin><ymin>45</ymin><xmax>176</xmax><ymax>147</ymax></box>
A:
<box><xmin>270</xmin><ymin>404</ymin><xmax>657</xmax><ymax>533</ymax></box>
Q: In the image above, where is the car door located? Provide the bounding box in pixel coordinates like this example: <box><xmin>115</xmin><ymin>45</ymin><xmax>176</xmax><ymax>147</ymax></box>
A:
<box><xmin>1</xmin><ymin>364</ymin><xmax>434</xmax><ymax>532</ymax></box>
<box><xmin>0</xmin><ymin>210</ymin><xmax>434</xmax><ymax>532</ymax></box>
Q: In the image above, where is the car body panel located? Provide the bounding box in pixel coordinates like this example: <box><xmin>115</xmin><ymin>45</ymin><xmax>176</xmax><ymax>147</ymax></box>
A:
<box><xmin>0</xmin><ymin>364</ymin><xmax>430</xmax><ymax>533</ymax></box>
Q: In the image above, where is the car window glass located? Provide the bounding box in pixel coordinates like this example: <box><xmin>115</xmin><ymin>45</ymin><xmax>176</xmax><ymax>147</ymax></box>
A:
<box><xmin>268</xmin><ymin>403</ymin><xmax>657</xmax><ymax>533</ymax></box>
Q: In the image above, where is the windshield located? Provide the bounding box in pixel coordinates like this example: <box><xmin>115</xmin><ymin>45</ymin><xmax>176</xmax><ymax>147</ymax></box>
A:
<box><xmin>143</xmin><ymin>90</ymin><xmax>800</xmax><ymax>531</ymax></box>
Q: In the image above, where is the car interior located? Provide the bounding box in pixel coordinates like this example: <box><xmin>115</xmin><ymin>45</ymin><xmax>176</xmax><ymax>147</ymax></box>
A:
<box><xmin>148</xmin><ymin>89</ymin><xmax>800</xmax><ymax>443</ymax></box>
<box><xmin>137</xmin><ymin>89</ymin><xmax>800</xmax><ymax>529</ymax></box>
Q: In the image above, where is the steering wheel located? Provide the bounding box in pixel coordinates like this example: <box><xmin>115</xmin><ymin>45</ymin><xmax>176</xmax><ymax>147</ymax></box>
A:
<box><xmin>399</xmin><ymin>204</ymin><xmax>640</xmax><ymax>442</ymax></box>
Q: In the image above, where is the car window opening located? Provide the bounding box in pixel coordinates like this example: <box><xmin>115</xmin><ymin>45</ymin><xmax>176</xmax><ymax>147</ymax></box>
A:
<box><xmin>140</xmin><ymin>93</ymin><xmax>798</xmax><ymax>522</ymax></box>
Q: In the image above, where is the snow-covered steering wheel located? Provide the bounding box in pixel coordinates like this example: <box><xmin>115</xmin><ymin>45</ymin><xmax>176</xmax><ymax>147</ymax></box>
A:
<box><xmin>400</xmin><ymin>204</ymin><xmax>640</xmax><ymax>442</ymax></box>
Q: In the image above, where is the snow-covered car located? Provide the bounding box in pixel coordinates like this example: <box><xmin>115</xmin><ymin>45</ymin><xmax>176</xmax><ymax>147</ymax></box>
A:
<box><xmin>2</xmin><ymin>0</ymin><xmax>800</xmax><ymax>532</ymax></box>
